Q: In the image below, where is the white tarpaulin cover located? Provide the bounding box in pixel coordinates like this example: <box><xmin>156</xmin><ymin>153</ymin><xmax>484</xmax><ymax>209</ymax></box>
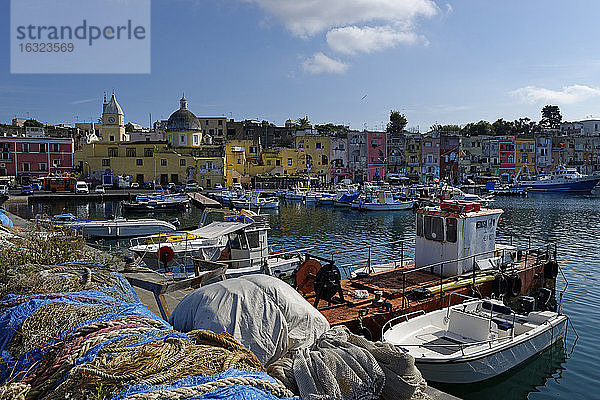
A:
<box><xmin>169</xmin><ymin>274</ymin><xmax>330</xmax><ymax>366</ymax></box>
<box><xmin>187</xmin><ymin>221</ymin><xmax>251</xmax><ymax>239</ymax></box>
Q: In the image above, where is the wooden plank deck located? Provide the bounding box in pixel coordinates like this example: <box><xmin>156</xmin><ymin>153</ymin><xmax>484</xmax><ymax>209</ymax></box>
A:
<box><xmin>187</xmin><ymin>192</ymin><xmax>221</xmax><ymax>208</ymax></box>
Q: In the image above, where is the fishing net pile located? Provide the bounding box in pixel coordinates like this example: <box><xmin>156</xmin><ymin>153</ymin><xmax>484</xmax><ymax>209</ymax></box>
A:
<box><xmin>269</xmin><ymin>326</ymin><xmax>429</xmax><ymax>400</ymax></box>
<box><xmin>0</xmin><ymin>228</ymin><xmax>122</xmax><ymax>274</ymax></box>
<box><xmin>0</xmin><ymin>263</ymin><xmax>295</xmax><ymax>400</ymax></box>
<box><xmin>169</xmin><ymin>275</ymin><xmax>429</xmax><ymax>400</ymax></box>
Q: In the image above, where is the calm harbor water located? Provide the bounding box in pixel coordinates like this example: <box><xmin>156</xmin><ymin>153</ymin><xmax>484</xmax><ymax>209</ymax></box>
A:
<box><xmin>6</xmin><ymin>193</ymin><xmax>599</xmax><ymax>399</ymax></box>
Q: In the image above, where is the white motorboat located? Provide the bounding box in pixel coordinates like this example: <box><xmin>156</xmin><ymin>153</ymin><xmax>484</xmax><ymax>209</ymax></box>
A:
<box><xmin>441</xmin><ymin>186</ymin><xmax>494</xmax><ymax>206</ymax></box>
<box><xmin>359</xmin><ymin>190</ymin><xmax>415</xmax><ymax>211</ymax></box>
<box><xmin>38</xmin><ymin>213</ymin><xmax>178</xmax><ymax>238</ymax></box>
<box><xmin>517</xmin><ymin>165</ymin><xmax>600</xmax><ymax>193</ymax></box>
<box><xmin>231</xmin><ymin>192</ymin><xmax>279</xmax><ymax>210</ymax></box>
<box><xmin>121</xmin><ymin>193</ymin><xmax>189</xmax><ymax>212</ymax></box>
<box><xmin>382</xmin><ymin>295</ymin><xmax>568</xmax><ymax>383</ymax></box>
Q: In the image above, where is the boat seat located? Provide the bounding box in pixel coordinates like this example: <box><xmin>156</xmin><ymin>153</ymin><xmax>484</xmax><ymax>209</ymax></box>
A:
<box><xmin>492</xmin><ymin>318</ymin><xmax>513</xmax><ymax>331</ymax></box>
<box><xmin>447</xmin><ymin>309</ymin><xmax>491</xmax><ymax>342</ymax></box>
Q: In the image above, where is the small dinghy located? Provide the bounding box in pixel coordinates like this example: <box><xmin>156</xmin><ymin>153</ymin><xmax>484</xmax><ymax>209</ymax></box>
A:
<box><xmin>382</xmin><ymin>295</ymin><xmax>568</xmax><ymax>383</ymax></box>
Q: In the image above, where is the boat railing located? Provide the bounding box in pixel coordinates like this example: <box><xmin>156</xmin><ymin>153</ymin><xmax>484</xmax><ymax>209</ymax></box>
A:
<box><xmin>191</xmin><ymin>246</ymin><xmax>314</xmax><ymax>266</ymax></box>
<box><xmin>331</xmin><ymin>236</ymin><xmax>555</xmax><ymax>310</ymax></box>
<box><xmin>381</xmin><ymin>309</ymin><xmax>426</xmax><ymax>338</ymax></box>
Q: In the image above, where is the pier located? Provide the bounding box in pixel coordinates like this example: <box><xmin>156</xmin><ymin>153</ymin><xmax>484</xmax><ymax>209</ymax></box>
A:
<box><xmin>188</xmin><ymin>192</ymin><xmax>221</xmax><ymax>208</ymax></box>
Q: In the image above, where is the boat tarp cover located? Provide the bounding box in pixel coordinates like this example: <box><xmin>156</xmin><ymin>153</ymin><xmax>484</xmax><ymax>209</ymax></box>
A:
<box><xmin>187</xmin><ymin>222</ymin><xmax>252</xmax><ymax>239</ymax></box>
<box><xmin>169</xmin><ymin>274</ymin><xmax>330</xmax><ymax>366</ymax></box>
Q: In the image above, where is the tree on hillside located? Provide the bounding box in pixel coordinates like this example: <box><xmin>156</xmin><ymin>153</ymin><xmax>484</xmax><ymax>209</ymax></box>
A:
<box><xmin>492</xmin><ymin>119</ymin><xmax>513</xmax><ymax>136</ymax></box>
<box><xmin>540</xmin><ymin>105</ymin><xmax>562</xmax><ymax>129</ymax></box>
<box><xmin>386</xmin><ymin>110</ymin><xmax>408</xmax><ymax>134</ymax></box>
<box><xmin>296</xmin><ymin>116</ymin><xmax>311</xmax><ymax>129</ymax></box>
<box><xmin>461</xmin><ymin>120</ymin><xmax>493</xmax><ymax>136</ymax></box>
<box><xmin>513</xmin><ymin>117</ymin><xmax>538</xmax><ymax>135</ymax></box>
<box><xmin>24</xmin><ymin>119</ymin><xmax>43</xmax><ymax>128</ymax></box>
<box><xmin>315</xmin><ymin>123</ymin><xmax>349</xmax><ymax>136</ymax></box>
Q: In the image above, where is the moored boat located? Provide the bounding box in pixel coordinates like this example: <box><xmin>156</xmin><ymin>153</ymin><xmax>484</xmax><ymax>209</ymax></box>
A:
<box><xmin>517</xmin><ymin>165</ymin><xmax>600</xmax><ymax>193</ymax></box>
<box><xmin>359</xmin><ymin>190</ymin><xmax>415</xmax><ymax>211</ymax></box>
<box><xmin>231</xmin><ymin>192</ymin><xmax>279</xmax><ymax>210</ymax></box>
<box><xmin>382</xmin><ymin>295</ymin><xmax>568</xmax><ymax>383</ymax></box>
<box><xmin>121</xmin><ymin>193</ymin><xmax>189</xmax><ymax>211</ymax></box>
<box><xmin>37</xmin><ymin>213</ymin><xmax>178</xmax><ymax>238</ymax></box>
<box><xmin>129</xmin><ymin>210</ymin><xmax>303</xmax><ymax>279</ymax></box>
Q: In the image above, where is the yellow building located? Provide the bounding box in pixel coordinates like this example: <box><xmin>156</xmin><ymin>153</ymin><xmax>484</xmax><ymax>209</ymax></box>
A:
<box><xmin>295</xmin><ymin>135</ymin><xmax>331</xmax><ymax>184</ymax></box>
<box><xmin>404</xmin><ymin>135</ymin><xmax>421</xmax><ymax>181</ymax></box>
<box><xmin>75</xmin><ymin>94</ymin><xmax>225</xmax><ymax>188</ymax></box>
<box><xmin>224</xmin><ymin>140</ymin><xmax>260</xmax><ymax>187</ymax></box>
<box><xmin>515</xmin><ymin>137</ymin><xmax>536</xmax><ymax>175</ymax></box>
<box><xmin>249</xmin><ymin>148</ymin><xmax>306</xmax><ymax>178</ymax></box>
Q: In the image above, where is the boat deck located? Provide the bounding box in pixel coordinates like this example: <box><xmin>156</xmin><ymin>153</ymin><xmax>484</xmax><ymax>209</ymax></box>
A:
<box><xmin>188</xmin><ymin>192</ymin><xmax>221</xmax><ymax>208</ymax></box>
<box><xmin>315</xmin><ymin>251</ymin><xmax>551</xmax><ymax>340</ymax></box>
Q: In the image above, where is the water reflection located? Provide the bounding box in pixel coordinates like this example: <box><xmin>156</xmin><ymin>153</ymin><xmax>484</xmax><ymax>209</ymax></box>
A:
<box><xmin>434</xmin><ymin>341</ymin><xmax>568</xmax><ymax>400</ymax></box>
<box><xmin>5</xmin><ymin>194</ymin><xmax>599</xmax><ymax>399</ymax></box>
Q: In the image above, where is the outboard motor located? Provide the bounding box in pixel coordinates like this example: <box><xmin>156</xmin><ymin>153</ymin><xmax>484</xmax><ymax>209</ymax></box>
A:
<box><xmin>517</xmin><ymin>296</ymin><xmax>536</xmax><ymax>314</ymax></box>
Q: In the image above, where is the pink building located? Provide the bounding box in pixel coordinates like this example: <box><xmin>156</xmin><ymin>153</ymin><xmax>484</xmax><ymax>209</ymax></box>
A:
<box><xmin>0</xmin><ymin>134</ymin><xmax>74</xmax><ymax>183</ymax></box>
<box><xmin>498</xmin><ymin>136</ymin><xmax>516</xmax><ymax>181</ymax></box>
<box><xmin>367</xmin><ymin>131</ymin><xmax>387</xmax><ymax>181</ymax></box>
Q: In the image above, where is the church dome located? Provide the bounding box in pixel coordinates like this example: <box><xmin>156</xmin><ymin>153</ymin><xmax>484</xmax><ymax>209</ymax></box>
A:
<box><xmin>167</xmin><ymin>95</ymin><xmax>201</xmax><ymax>132</ymax></box>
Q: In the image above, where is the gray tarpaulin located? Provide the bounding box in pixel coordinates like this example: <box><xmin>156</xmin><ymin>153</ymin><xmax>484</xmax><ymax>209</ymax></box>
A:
<box><xmin>169</xmin><ymin>274</ymin><xmax>330</xmax><ymax>366</ymax></box>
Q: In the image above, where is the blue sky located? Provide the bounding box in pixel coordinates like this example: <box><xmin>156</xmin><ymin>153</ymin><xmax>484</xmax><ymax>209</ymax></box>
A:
<box><xmin>2</xmin><ymin>0</ymin><xmax>600</xmax><ymax>131</ymax></box>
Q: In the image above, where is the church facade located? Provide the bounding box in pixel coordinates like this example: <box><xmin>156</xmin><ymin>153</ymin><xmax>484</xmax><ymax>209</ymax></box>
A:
<box><xmin>74</xmin><ymin>94</ymin><xmax>225</xmax><ymax>187</ymax></box>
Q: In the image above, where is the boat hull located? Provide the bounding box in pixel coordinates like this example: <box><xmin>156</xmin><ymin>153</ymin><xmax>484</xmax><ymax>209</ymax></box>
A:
<box><xmin>360</xmin><ymin>201</ymin><xmax>414</xmax><ymax>211</ymax></box>
<box><xmin>519</xmin><ymin>177</ymin><xmax>600</xmax><ymax>193</ymax></box>
<box><xmin>414</xmin><ymin>316</ymin><xmax>567</xmax><ymax>383</ymax></box>
<box><xmin>231</xmin><ymin>200</ymin><xmax>279</xmax><ymax>209</ymax></box>
<box><xmin>78</xmin><ymin>220</ymin><xmax>177</xmax><ymax>238</ymax></box>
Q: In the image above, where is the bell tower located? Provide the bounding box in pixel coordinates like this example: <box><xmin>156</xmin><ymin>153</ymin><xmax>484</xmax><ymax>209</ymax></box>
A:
<box><xmin>100</xmin><ymin>92</ymin><xmax>127</xmax><ymax>142</ymax></box>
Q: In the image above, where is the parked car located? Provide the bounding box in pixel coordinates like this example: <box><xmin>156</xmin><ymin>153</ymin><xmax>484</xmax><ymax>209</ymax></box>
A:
<box><xmin>232</xmin><ymin>183</ymin><xmax>243</xmax><ymax>190</ymax></box>
<box><xmin>185</xmin><ymin>183</ymin><xmax>201</xmax><ymax>192</ymax></box>
<box><xmin>95</xmin><ymin>186</ymin><xmax>106</xmax><ymax>194</ymax></box>
<box><xmin>143</xmin><ymin>182</ymin><xmax>153</xmax><ymax>190</ymax></box>
<box><xmin>131</xmin><ymin>182</ymin><xmax>140</xmax><ymax>188</ymax></box>
<box><xmin>0</xmin><ymin>185</ymin><xmax>8</xmax><ymax>195</ymax></box>
<box><xmin>214</xmin><ymin>183</ymin><xmax>223</xmax><ymax>189</ymax></box>
<box><xmin>173</xmin><ymin>184</ymin><xmax>185</xmax><ymax>193</ymax></box>
<box><xmin>20</xmin><ymin>186</ymin><xmax>34</xmax><ymax>195</ymax></box>
<box><xmin>31</xmin><ymin>181</ymin><xmax>42</xmax><ymax>191</ymax></box>
<box><xmin>75</xmin><ymin>181</ymin><xmax>89</xmax><ymax>194</ymax></box>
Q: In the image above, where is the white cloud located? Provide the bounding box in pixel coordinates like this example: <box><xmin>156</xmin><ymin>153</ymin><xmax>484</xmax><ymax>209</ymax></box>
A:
<box><xmin>511</xmin><ymin>85</ymin><xmax>600</xmax><ymax>104</ymax></box>
<box><xmin>326</xmin><ymin>25</ymin><xmax>427</xmax><ymax>55</ymax></box>
<box><xmin>242</xmin><ymin>0</ymin><xmax>438</xmax><ymax>38</ymax></box>
<box><xmin>445</xmin><ymin>3</ymin><xmax>453</xmax><ymax>14</ymax></box>
<box><xmin>302</xmin><ymin>52</ymin><xmax>348</xmax><ymax>74</ymax></box>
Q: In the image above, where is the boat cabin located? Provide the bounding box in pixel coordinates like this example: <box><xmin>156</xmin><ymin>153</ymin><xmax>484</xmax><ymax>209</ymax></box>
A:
<box><xmin>415</xmin><ymin>201</ymin><xmax>503</xmax><ymax>277</ymax></box>
<box><xmin>227</xmin><ymin>215</ymin><xmax>270</xmax><ymax>270</ymax></box>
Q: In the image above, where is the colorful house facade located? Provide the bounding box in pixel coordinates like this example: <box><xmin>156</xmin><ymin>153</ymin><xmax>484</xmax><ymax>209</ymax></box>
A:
<box><xmin>367</xmin><ymin>131</ymin><xmax>386</xmax><ymax>181</ymax></box>
<box><xmin>498</xmin><ymin>136</ymin><xmax>516</xmax><ymax>181</ymax></box>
